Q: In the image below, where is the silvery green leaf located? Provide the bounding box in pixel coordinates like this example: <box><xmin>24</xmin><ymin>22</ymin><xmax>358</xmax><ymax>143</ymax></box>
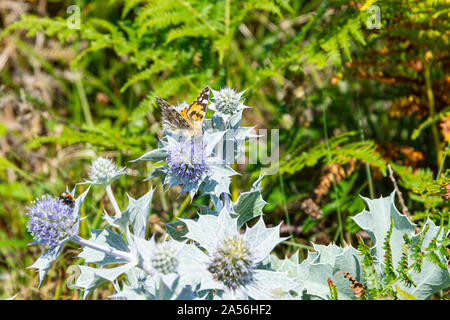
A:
<box><xmin>204</xmin><ymin>130</ymin><xmax>226</xmax><ymax>156</ymax></box>
<box><xmin>75</xmin><ymin>262</ymin><xmax>136</xmax><ymax>299</ymax></box>
<box><xmin>182</xmin><ymin>207</ymin><xmax>237</xmax><ymax>252</ymax></box>
<box><xmin>104</xmin><ymin>208</ymin><xmax>131</xmax><ymax>233</ymax></box>
<box><xmin>235</xmin><ymin>125</ymin><xmax>259</xmax><ymax>140</ymax></box>
<box><xmin>113</xmin><ymin>272</ymin><xmax>202</xmax><ymax>300</ymax></box>
<box><xmin>179</xmin><ymin>178</ymin><xmax>203</xmax><ymax>200</ymax></box>
<box><xmin>233</xmin><ymin>126</ymin><xmax>258</xmax><ymax>161</ymax></box>
<box><xmin>234</xmin><ymin>175</ymin><xmax>267</xmax><ymax>228</ymax></box>
<box><xmin>165</xmin><ymin>220</ymin><xmax>188</xmax><ymax>241</ymax></box>
<box><xmin>241</xmin><ymin>269</ymin><xmax>297</xmax><ymax>300</ymax></box>
<box><xmin>205</xmin><ymin>114</ymin><xmax>225</xmax><ymax>131</ymax></box>
<box><xmin>202</xmin><ymin>175</ymin><xmax>232</xmax><ymax>200</ymax></box>
<box><xmin>352</xmin><ymin>191</ymin><xmax>416</xmax><ymax>271</ymax></box>
<box><xmin>101</xmin><ymin>189</ymin><xmax>154</xmax><ymax>237</ymax></box>
<box><xmin>329</xmin><ymin>270</ymin><xmax>360</xmax><ymax>300</ymax></box>
<box><xmin>110</xmin><ymin>284</ymin><xmax>150</xmax><ymax>300</ymax></box>
<box><xmin>177</xmin><ymin>243</ymin><xmax>211</xmax><ymax>287</ymax></box>
<box><xmin>124</xmin><ymin>188</ymin><xmax>155</xmax><ymax>238</ymax></box>
<box><xmin>268</xmin><ymin>252</ymin><xmax>305</xmax><ymax>298</ymax></box>
<box><xmin>244</xmin><ymin>216</ymin><xmax>287</xmax><ymax>263</ymax></box>
<box><xmin>227</xmin><ymin>109</ymin><xmax>244</xmax><ymax>129</ymax></box>
<box><xmin>269</xmin><ymin>251</ymin><xmax>299</xmax><ymax>277</ymax></box>
<box><xmin>124</xmin><ymin>266</ymin><xmax>148</xmax><ymax>288</ymax></box>
<box><xmin>144</xmin><ymin>276</ymin><xmax>201</xmax><ymax>300</ymax></box>
<box><xmin>300</xmin><ymin>263</ymin><xmax>334</xmax><ymax>299</ymax></box>
<box><xmin>334</xmin><ymin>246</ymin><xmax>364</xmax><ymax>282</ymax></box>
<box><xmin>176</xmin><ymin>285</ymin><xmax>204</xmax><ymax>300</ymax></box>
<box><xmin>68</xmin><ymin>187</ymin><xmax>90</xmax><ymax>239</ymax></box>
<box><xmin>131</xmin><ymin>147</ymin><xmax>168</xmax><ymax>162</ymax></box>
<box><xmin>210</xmin><ymin>194</ymin><xmax>225</xmax><ymax>212</ymax></box>
<box><xmin>208</xmin><ymin>163</ymin><xmax>238</xmax><ymax>179</ymax></box>
<box><xmin>144</xmin><ymin>166</ymin><xmax>167</xmax><ymax>181</ymax></box>
<box><xmin>329</xmin><ymin>246</ymin><xmax>366</xmax><ymax>300</ymax></box>
<box><xmin>273</xmin><ymin>245</ymin><xmax>365</xmax><ymax>300</ymax></box>
<box><xmin>212</xmin><ymin>270</ymin><xmax>296</xmax><ymax>300</ymax></box>
<box><xmin>131</xmin><ymin>235</ymin><xmax>154</xmax><ymax>274</ymax></box>
<box><xmin>75</xmin><ymin>265</ymin><xmax>107</xmax><ymax>299</ymax></box>
<box><xmin>397</xmin><ymin>218</ymin><xmax>450</xmax><ymax>299</ymax></box>
<box><xmin>77</xmin><ymin>228</ymin><xmax>130</xmax><ymax>266</ymax></box>
<box><xmin>312</xmin><ymin>243</ymin><xmax>344</xmax><ymax>265</ymax></box>
<box><xmin>27</xmin><ymin>244</ymin><xmax>63</xmax><ymax>287</ymax></box>
<box><xmin>270</xmin><ymin>250</ymin><xmax>312</xmax><ymax>279</ymax></box>
<box><xmin>164</xmin><ymin>168</ymin><xmax>186</xmax><ymax>189</ymax></box>
<box><xmin>269</xmin><ymin>250</ymin><xmax>322</xmax><ymax>299</ymax></box>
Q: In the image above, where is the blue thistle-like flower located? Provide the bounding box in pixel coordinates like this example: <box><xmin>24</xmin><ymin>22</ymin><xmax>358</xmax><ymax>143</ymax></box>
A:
<box><xmin>26</xmin><ymin>195</ymin><xmax>77</xmax><ymax>247</ymax></box>
<box><xmin>167</xmin><ymin>138</ymin><xmax>209</xmax><ymax>184</ymax></box>
<box><xmin>210</xmin><ymin>88</ymin><xmax>246</xmax><ymax>115</ymax></box>
<box><xmin>134</xmin><ymin>131</ymin><xmax>237</xmax><ymax>199</ymax></box>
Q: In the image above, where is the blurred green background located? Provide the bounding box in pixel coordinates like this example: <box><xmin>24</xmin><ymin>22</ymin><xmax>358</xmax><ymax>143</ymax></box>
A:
<box><xmin>0</xmin><ymin>0</ymin><xmax>448</xmax><ymax>299</ymax></box>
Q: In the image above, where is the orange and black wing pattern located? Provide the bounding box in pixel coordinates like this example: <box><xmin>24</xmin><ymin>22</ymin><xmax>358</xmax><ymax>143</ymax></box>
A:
<box><xmin>180</xmin><ymin>86</ymin><xmax>210</xmax><ymax>126</ymax></box>
<box><xmin>156</xmin><ymin>86</ymin><xmax>210</xmax><ymax>134</ymax></box>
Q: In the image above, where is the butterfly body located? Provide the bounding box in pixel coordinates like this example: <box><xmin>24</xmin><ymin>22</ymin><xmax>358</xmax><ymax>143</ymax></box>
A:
<box><xmin>156</xmin><ymin>86</ymin><xmax>210</xmax><ymax>135</ymax></box>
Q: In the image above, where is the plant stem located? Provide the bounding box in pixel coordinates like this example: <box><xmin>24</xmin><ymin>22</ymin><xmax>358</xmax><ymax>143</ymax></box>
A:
<box><xmin>322</xmin><ymin>99</ymin><xmax>344</xmax><ymax>245</ymax></box>
<box><xmin>436</xmin><ymin>141</ymin><xmax>450</xmax><ymax>180</ymax></box>
<box><xmin>74</xmin><ymin>69</ymin><xmax>93</xmax><ymax>126</ymax></box>
<box><xmin>225</xmin><ymin>0</ymin><xmax>231</xmax><ymax>85</ymax></box>
<box><xmin>105</xmin><ymin>184</ymin><xmax>121</xmax><ymax>217</ymax></box>
<box><xmin>356</xmin><ymin>92</ymin><xmax>374</xmax><ymax>198</ymax></box>
<box><xmin>225</xmin><ymin>0</ymin><xmax>230</xmax><ymax>36</ymax></box>
<box><xmin>279</xmin><ymin>174</ymin><xmax>294</xmax><ymax>241</ymax></box>
<box><xmin>72</xmin><ymin>235</ymin><xmax>135</xmax><ymax>262</ymax></box>
<box><xmin>285</xmin><ymin>241</ymin><xmax>314</xmax><ymax>251</ymax></box>
<box><xmin>176</xmin><ymin>194</ymin><xmax>192</xmax><ymax>218</ymax></box>
<box><xmin>424</xmin><ymin>61</ymin><xmax>442</xmax><ymax>167</ymax></box>
<box><xmin>387</xmin><ymin>164</ymin><xmax>410</xmax><ymax>219</ymax></box>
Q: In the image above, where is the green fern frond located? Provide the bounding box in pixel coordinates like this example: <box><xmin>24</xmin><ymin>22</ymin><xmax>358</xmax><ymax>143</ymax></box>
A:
<box><xmin>382</xmin><ymin>217</ymin><xmax>396</xmax><ymax>284</ymax></box>
<box><xmin>358</xmin><ymin>236</ymin><xmax>382</xmax><ymax>298</ymax></box>
<box><xmin>129</xmin><ymin>76</ymin><xmax>194</xmax><ymax>121</ymax></box>
<box><xmin>410</xmin><ymin>224</ymin><xmax>429</xmax><ymax>273</ymax></box>
<box><xmin>280</xmin><ymin>132</ymin><xmax>386</xmax><ymax>175</ymax></box>
<box><xmin>397</xmin><ymin>244</ymin><xmax>416</xmax><ymax>288</ymax></box>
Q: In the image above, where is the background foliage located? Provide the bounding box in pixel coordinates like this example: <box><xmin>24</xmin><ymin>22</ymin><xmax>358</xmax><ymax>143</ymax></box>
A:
<box><xmin>0</xmin><ymin>0</ymin><xmax>448</xmax><ymax>299</ymax></box>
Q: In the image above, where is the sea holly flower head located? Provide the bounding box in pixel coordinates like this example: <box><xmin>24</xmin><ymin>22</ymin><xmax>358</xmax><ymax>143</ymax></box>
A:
<box><xmin>26</xmin><ymin>195</ymin><xmax>77</xmax><ymax>247</ymax></box>
<box><xmin>210</xmin><ymin>88</ymin><xmax>247</xmax><ymax>115</ymax></box>
<box><xmin>132</xmin><ymin>235</ymin><xmax>196</xmax><ymax>286</ymax></box>
<box><xmin>207</xmin><ymin>234</ymin><xmax>255</xmax><ymax>290</ymax></box>
<box><xmin>167</xmin><ymin>138</ymin><xmax>209</xmax><ymax>184</ymax></box>
<box><xmin>179</xmin><ymin>207</ymin><xmax>295</xmax><ymax>299</ymax></box>
<box><xmin>151</xmin><ymin>245</ymin><xmax>179</xmax><ymax>275</ymax></box>
<box><xmin>84</xmin><ymin>156</ymin><xmax>126</xmax><ymax>186</ymax></box>
<box><xmin>134</xmin><ymin>130</ymin><xmax>237</xmax><ymax>199</ymax></box>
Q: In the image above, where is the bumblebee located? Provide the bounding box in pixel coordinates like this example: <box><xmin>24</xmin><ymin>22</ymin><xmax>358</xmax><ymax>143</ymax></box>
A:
<box><xmin>59</xmin><ymin>192</ymin><xmax>75</xmax><ymax>208</ymax></box>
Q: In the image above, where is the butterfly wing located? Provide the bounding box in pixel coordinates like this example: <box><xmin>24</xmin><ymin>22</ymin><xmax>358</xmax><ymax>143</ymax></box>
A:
<box><xmin>180</xmin><ymin>86</ymin><xmax>210</xmax><ymax>125</ymax></box>
<box><xmin>156</xmin><ymin>96</ymin><xmax>192</xmax><ymax>130</ymax></box>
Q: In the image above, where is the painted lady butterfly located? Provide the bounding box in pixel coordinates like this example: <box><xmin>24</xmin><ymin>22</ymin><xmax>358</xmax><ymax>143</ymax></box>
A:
<box><xmin>156</xmin><ymin>86</ymin><xmax>210</xmax><ymax>135</ymax></box>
